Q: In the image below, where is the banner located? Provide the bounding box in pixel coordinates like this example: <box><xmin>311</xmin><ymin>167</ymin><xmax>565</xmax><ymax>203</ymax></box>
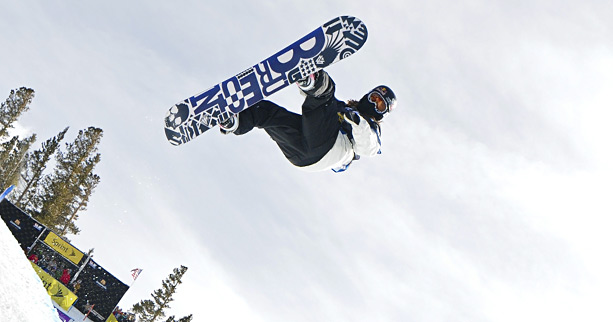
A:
<box><xmin>43</xmin><ymin>231</ymin><xmax>84</xmax><ymax>265</ymax></box>
<box><xmin>0</xmin><ymin>185</ymin><xmax>14</xmax><ymax>201</ymax></box>
<box><xmin>0</xmin><ymin>200</ymin><xmax>46</xmax><ymax>249</ymax></box>
<box><xmin>30</xmin><ymin>262</ymin><xmax>78</xmax><ymax>310</ymax></box>
<box><xmin>106</xmin><ymin>314</ymin><xmax>119</xmax><ymax>322</ymax></box>
<box><xmin>57</xmin><ymin>309</ymin><xmax>73</xmax><ymax>322</ymax></box>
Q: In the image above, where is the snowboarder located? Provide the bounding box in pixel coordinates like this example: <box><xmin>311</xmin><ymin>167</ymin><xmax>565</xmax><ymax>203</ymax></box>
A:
<box><xmin>219</xmin><ymin>70</ymin><xmax>396</xmax><ymax>172</ymax></box>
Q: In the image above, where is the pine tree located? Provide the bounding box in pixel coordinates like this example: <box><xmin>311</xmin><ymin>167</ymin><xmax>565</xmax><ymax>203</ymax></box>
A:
<box><xmin>131</xmin><ymin>266</ymin><xmax>192</xmax><ymax>322</ymax></box>
<box><xmin>38</xmin><ymin>127</ymin><xmax>103</xmax><ymax>235</ymax></box>
<box><xmin>0</xmin><ymin>87</ymin><xmax>34</xmax><ymax>140</ymax></box>
<box><xmin>164</xmin><ymin>315</ymin><xmax>193</xmax><ymax>322</ymax></box>
<box><xmin>0</xmin><ymin>134</ymin><xmax>36</xmax><ymax>190</ymax></box>
<box><xmin>12</xmin><ymin>127</ymin><xmax>68</xmax><ymax>213</ymax></box>
<box><xmin>58</xmin><ymin>171</ymin><xmax>100</xmax><ymax>235</ymax></box>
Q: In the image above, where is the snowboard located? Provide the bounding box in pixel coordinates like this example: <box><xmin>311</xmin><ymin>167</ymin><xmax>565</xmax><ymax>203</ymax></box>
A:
<box><xmin>164</xmin><ymin>15</ymin><xmax>368</xmax><ymax>146</ymax></box>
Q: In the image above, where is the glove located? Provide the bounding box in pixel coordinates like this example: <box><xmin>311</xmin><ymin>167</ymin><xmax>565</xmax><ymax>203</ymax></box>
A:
<box><xmin>343</xmin><ymin>110</ymin><xmax>361</xmax><ymax>126</ymax></box>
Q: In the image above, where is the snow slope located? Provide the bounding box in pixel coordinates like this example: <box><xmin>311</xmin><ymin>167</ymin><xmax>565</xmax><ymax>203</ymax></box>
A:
<box><xmin>0</xmin><ymin>221</ymin><xmax>63</xmax><ymax>322</ymax></box>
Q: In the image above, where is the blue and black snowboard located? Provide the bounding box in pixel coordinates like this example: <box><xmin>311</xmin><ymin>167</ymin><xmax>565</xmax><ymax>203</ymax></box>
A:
<box><xmin>164</xmin><ymin>15</ymin><xmax>368</xmax><ymax>146</ymax></box>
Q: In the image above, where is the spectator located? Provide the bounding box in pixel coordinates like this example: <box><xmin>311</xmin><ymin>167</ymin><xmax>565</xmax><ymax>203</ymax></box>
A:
<box><xmin>48</xmin><ymin>258</ymin><xmax>58</xmax><ymax>273</ymax></box>
<box><xmin>71</xmin><ymin>279</ymin><xmax>82</xmax><ymax>294</ymax></box>
<box><xmin>60</xmin><ymin>269</ymin><xmax>71</xmax><ymax>285</ymax></box>
<box><xmin>28</xmin><ymin>253</ymin><xmax>39</xmax><ymax>264</ymax></box>
<box><xmin>54</xmin><ymin>264</ymin><xmax>64</xmax><ymax>280</ymax></box>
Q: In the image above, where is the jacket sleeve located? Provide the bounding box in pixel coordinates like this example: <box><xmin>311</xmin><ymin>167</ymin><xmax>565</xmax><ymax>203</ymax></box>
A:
<box><xmin>345</xmin><ymin>113</ymin><xmax>381</xmax><ymax>157</ymax></box>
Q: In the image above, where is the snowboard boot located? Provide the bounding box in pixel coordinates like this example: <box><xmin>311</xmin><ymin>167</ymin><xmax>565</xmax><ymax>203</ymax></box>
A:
<box><xmin>296</xmin><ymin>70</ymin><xmax>321</xmax><ymax>92</ymax></box>
<box><xmin>297</xmin><ymin>70</ymin><xmax>334</xmax><ymax>98</ymax></box>
<box><xmin>219</xmin><ymin>114</ymin><xmax>239</xmax><ymax>135</ymax></box>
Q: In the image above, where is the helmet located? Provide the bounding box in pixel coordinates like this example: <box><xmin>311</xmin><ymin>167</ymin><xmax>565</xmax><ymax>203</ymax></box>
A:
<box><xmin>355</xmin><ymin>85</ymin><xmax>397</xmax><ymax>121</ymax></box>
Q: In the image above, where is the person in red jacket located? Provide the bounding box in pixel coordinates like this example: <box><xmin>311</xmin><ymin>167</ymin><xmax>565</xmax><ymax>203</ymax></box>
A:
<box><xmin>60</xmin><ymin>269</ymin><xmax>71</xmax><ymax>285</ymax></box>
<box><xmin>28</xmin><ymin>253</ymin><xmax>39</xmax><ymax>264</ymax></box>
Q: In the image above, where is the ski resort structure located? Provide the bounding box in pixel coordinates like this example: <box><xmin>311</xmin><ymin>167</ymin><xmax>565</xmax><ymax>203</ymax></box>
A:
<box><xmin>0</xmin><ymin>198</ymin><xmax>129</xmax><ymax>322</ymax></box>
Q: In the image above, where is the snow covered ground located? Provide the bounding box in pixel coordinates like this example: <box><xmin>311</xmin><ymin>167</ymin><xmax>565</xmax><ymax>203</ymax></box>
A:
<box><xmin>0</xmin><ymin>221</ymin><xmax>63</xmax><ymax>322</ymax></box>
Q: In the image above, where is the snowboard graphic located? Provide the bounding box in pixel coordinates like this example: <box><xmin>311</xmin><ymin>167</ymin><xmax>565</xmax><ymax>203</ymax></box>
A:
<box><xmin>164</xmin><ymin>15</ymin><xmax>368</xmax><ymax>146</ymax></box>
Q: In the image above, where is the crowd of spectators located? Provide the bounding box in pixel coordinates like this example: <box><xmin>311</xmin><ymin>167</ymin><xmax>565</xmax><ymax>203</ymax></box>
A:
<box><xmin>113</xmin><ymin>307</ymin><xmax>135</xmax><ymax>322</ymax></box>
<box><xmin>26</xmin><ymin>245</ymin><xmax>81</xmax><ymax>293</ymax></box>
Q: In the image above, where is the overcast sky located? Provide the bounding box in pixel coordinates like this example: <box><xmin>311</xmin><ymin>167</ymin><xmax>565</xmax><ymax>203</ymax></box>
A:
<box><xmin>2</xmin><ymin>1</ymin><xmax>613</xmax><ymax>321</ymax></box>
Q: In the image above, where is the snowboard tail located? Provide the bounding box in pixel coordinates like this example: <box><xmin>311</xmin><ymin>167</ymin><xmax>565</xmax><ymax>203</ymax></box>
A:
<box><xmin>164</xmin><ymin>16</ymin><xmax>367</xmax><ymax>146</ymax></box>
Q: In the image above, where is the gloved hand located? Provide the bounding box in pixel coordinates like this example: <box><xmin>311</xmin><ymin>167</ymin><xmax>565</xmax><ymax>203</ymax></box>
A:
<box><xmin>343</xmin><ymin>110</ymin><xmax>361</xmax><ymax>126</ymax></box>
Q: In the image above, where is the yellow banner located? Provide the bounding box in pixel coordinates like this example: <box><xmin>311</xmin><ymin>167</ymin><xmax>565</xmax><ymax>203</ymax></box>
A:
<box><xmin>43</xmin><ymin>231</ymin><xmax>84</xmax><ymax>265</ymax></box>
<box><xmin>30</xmin><ymin>262</ymin><xmax>78</xmax><ymax>310</ymax></box>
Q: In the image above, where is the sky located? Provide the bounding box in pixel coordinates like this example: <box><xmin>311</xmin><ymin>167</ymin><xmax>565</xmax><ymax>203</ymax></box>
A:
<box><xmin>2</xmin><ymin>0</ymin><xmax>613</xmax><ymax>321</ymax></box>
